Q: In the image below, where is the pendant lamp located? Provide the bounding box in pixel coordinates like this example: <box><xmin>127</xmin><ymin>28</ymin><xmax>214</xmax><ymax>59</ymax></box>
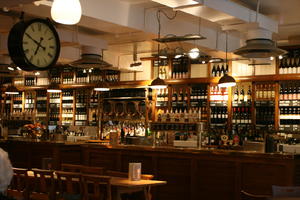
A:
<box><xmin>94</xmin><ymin>81</ymin><xmax>110</xmax><ymax>92</ymax></box>
<box><xmin>150</xmin><ymin>10</ymin><xmax>167</xmax><ymax>90</ymax></box>
<box><xmin>5</xmin><ymin>85</ymin><xmax>19</xmax><ymax>95</ymax></box>
<box><xmin>218</xmin><ymin>32</ymin><xmax>236</xmax><ymax>88</ymax></box>
<box><xmin>51</xmin><ymin>0</ymin><xmax>82</xmax><ymax>25</ymax></box>
<box><xmin>47</xmin><ymin>83</ymin><xmax>62</xmax><ymax>93</ymax></box>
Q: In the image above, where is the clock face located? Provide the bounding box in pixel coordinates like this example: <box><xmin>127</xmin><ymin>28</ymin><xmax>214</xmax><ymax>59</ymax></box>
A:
<box><xmin>22</xmin><ymin>21</ymin><xmax>59</xmax><ymax>69</ymax></box>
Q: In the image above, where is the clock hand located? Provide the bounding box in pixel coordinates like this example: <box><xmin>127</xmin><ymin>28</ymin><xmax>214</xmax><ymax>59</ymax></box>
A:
<box><xmin>25</xmin><ymin>33</ymin><xmax>40</xmax><ymax>46</ymax></box>
<box><xmin>34</xmin><ymin>37</ymin><xmax>43</xmax><ymax>55</ymax></box>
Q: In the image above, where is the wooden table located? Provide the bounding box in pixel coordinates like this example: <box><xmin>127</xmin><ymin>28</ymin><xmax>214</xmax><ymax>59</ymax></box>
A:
<box><xmin>27</xmin><ymin>171</ymin><xmax>166</xmax><ymax>200</ymax></box>
<box><xmin>110</xmin><ymin>177</ymin><xmax>166</xmax><ymax>200</ymax></box>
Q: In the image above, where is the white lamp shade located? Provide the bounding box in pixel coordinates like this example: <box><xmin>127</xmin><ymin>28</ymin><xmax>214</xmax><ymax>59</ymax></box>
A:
<box><xmin>188</xmin><ymin>48</ymin><xmax>200</xmax><ymax>59</ymax></box>
<box><xmin>51</xmin><ymin>0</ymin><xmax>82</xmax><ymax>25</ymax></box>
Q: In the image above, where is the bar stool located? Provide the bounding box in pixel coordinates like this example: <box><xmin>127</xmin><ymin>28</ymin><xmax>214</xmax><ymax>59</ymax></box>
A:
<box><xmin>81</xmin><ymin>174</ymin><xmax>111</xmax><ymax>200</ymax></box>
<box><xmin>7</xmin><ymin>168</ymin><xmax>29</xmax><ymax>200</ymax></box>
<box><xmin>55</xmin><ymin>171</ymin><xmax>83</xmax><ymax>200</ymax></box>
<box><xmin>30</xmin><ymin>168</ymin><xmax>55</xmax><ymax>200</ymax></box>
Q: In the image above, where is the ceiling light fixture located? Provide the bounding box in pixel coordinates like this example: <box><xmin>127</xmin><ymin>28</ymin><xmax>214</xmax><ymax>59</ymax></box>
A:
<box><xmin>174</xmin><ymin>47</ymin><xmax>185</xmax><ymax>59</ymax></box>
<box><xmin>188</xmin><ymin>18</ymin><xmax>205</xmax><ymax>60</ymax></box>
<box><xmin>94</xmin><ymin>81</ymin><xmax>110</xmax><ymax>92</ymax></box>
<box><xmin>51</xmin><ymin>0</ymin><xmax>82</xmax><ymax>25</ymax></box>
<box><xmin>5</xmin><ymin>85</ymin><xmax>19</xmax><ymax>95</ymax></box>
<box><xmin>7</xmin><ymin>66</ymin><xmax>14</xmax><ymax>71</ymax></box>
<box><xmin>150</xmin><ymin>9</ymin><xmax>170</xmax><ymax>90</ymax></box>
<box><xmin>218</xmin><ymin>32</ymin><xmax>236</xmax><ymax>88</ymax></box>
<box><xmin>47</xmin><ymin>83</ymin><xmax>62</xmax><ymax>93</ymax></box>
<box><xmin>158</xmin><ymin>48</ymin><xmax>169</xmax><ymax>59</ymax></box>
<box><xmin>279</xmin><ymin>55</ymin><xmax>283</xmax><ymax>60</ymax></box>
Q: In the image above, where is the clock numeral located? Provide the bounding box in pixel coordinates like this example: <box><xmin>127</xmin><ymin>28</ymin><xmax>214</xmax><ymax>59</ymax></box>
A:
<box><xmin>49</xmin><ymin>46</ymin><xmax>55</xmax><ymax>49</ymax></box>
<box><xmin>31</xmin><ymin>25</ymin><xmax>35</xmax><ymax>32</ymax></box>
<box><xmin>37</xmin><ymin>59</ymin><xmax>40</xmax><ymax>66</ymax></box>
<box><xmin>48</xmin><ymin>53</ymin><xmax>53</xmax><ymax>58</ymax></box>
<box><xmin>38</xmin><ymin>23</ymin><xmax>41</xmax><ymax>31</ymax></box>
<box><xmin>48</xmin><ymin>37</ymin><xmax>53</xmax><ymax>40</ymax></box>
<box><xmin>23</xmin><ymin>41</ymin><xmax>28</xmax><ymax>45</ymax></box>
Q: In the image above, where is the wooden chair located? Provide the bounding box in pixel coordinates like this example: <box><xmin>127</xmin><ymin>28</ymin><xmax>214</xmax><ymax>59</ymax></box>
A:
<box><xmin>81</xmin><ymin>174</ymin><xmax>111</xmax><ymax>200</ymax></box>
<box><xmin>61</xmin><ymin>164</ymin><xmax>82</xmax><ymax>173</ymax></box>
<box><xmin>55</xmin><ymin>171</ymin><xmax>83</xmax><ymax>200</ymax></box>
<box><xmin>241</xmin><ymin>190</ymin><xmax>271</xmax><ymax>200</ymax></box>
<box><xmin>80</xmin><ymin>166</ymin><xmax>105</xmax><ymax>176</ymax></box>
<box><xmin>7</xmin><ymin>168</ymin><xmax>29</xmax><ymax>200</ymax></box>
<box><xmin>30</xmin><ymin>168</ymin><xmax>55</xmax><ymax>200</ymax></box>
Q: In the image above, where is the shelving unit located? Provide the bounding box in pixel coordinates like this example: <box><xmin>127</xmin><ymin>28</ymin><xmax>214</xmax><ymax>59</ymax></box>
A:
<box><xmin>62</xmin><ymin>90</ymin><xmax>74</xmax><ymax>126</ymax></box>
<box><xmin>48</xmin><ymin>92</ymin><xmax>61</xmax><ymax>125</ymax></box>
<box><xmin>75</xmin><ymin>89</ymin><xmax>88</xmax><ymax>126</ymax></box>
<box><xmin>36</xmin><ymin>90</ymin><xmax>48</xmax><ymax>124</ymax></box>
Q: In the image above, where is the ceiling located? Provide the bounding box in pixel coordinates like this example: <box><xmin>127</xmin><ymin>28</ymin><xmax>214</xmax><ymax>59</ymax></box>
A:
<box><xmin>0</xmin><ymin>0</ymin><xmax>299</xmax><ymax>66</ymax></box>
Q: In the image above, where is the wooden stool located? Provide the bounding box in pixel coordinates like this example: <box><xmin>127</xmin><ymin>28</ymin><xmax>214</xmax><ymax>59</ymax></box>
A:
<box><xmin>55</xmin><ymin>171</ymin><xmax>82</xmax><ymax>200</ymax></box>
<box><xmin>81</xmin><ymin>174</ymin><xmax>111</xmax><ymax>200</ymax></box>
<box><xmin>30</xmin><ymin>168</ymin><xmax>55</xmax><ymax>200</ymax></box>
<box><xmin>7</xmin><ymin>168</ymin><xmax>29</xmax><ymax>200</ymax></box>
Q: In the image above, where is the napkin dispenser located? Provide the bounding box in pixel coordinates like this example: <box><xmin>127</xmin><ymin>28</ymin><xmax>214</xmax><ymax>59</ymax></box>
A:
<box><xmin>128</xmin><ymin>163</ymin><xmax>141</xmax><ymax>181</ymax></box>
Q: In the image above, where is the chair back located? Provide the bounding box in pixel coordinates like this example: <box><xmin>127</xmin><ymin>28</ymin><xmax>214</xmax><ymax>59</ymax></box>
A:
<box><xmin>61</xmin><ymin>164</ymin><xmax>82</xmax><ymax>173</ymax></box>
<box><xmin>241</xmin><ymin>190</ymin><xmax>271</xmax><ymax>200</ymax></box>
<box><xmin>55</xmin><ymin>171</ymin><xmax>82</xmax><ymax>200</ymax></box>
<box><xmin>272</xmin><ymin>185</ymin><xmax>300</xmax><ymax>197</ymax></box>
<box><xmin>81</xmin><ymin>174</ymin><xmax>111</xmax><ymax>200</ymax></box>
<box><xmin>7</xmin><ymin>168</ymin><xmax>29</xmax><ymax>200</ymax></box>
<box><xmin>80</xmin><ymin>166</ymin><xmax>105</xmax><ymax>176</ymax></box>
<box><xmin>30</xmin><ymin>168</ymin><xmax>55</xmax><ymax>200</ymax></box>
<box><xmin>105</xmin><ymin>170</ymin><xmax>154</xmax><ymax>180</ymax></box>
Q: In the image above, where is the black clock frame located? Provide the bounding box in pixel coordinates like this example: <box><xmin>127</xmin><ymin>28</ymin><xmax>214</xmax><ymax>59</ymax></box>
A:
<box><xmin>8</xmin><ymin>18</ymin><xmax>60</xmax><ymax>71</ymax></box>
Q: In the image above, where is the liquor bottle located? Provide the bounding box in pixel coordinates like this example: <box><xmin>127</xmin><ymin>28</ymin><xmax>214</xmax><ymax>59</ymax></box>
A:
<box><xmin>288</xmin><ymin>85</ymin><xmax>293</xmax><ymax>100</ymax></box>
<box><xmin>233</xmin><ymin>87</ymin><xmax>239</xmax><ymax>102</ymax></box>
<box><xmin>297</xmin><ymin>57</ymin><xmax>300</xmax><ymax>74</ymax></box>
<box><xmin>297</xmin><ymin>84</ymin><xmax>300</xmax><ymax>100</ymax></box>
<box><xmin>293</xmin><ymin>84</ymin><xmax>297</xmax><ymax>100</ymax></box>
<box><xmin>172</xmin><ymin>89</ymin><xmax>177</xmax><ymax>106</ymax></box>
<box><xmin>225</xmin><ymin>64</ymin><xmax>229</xmax><ymax>74</ymax></box>
<box><xmin>283</xmin><ymin>58</ymin><xmax>288</xmax><ymax>74</ymax></box>
<box><xmin>184</xmin><ymin>88</ymin><xmax>188</xmax><ymax>101</ymax></box>
<box><xmin>239</xmin><ymin>86</ymin><xmax>244</xmax><ymax>103</ymax></box>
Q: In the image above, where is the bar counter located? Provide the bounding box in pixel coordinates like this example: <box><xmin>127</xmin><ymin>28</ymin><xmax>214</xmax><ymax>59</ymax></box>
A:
<box><xmin>1</xmin><ymin>139</ymin><xmax>300</xmax><ymax>200</ymax></box>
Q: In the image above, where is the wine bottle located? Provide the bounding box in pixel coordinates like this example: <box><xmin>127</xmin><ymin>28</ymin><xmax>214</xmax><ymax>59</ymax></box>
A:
<box><xmin>239</xmin><ymin>86</ymin><xmax>244</xmax><ymax>103</ymax></box>
<box><xmin>212</xmin><ymin>65</ymin><xmax>216</xmax><ymax>77</ymax></box>
<box><xmin>233</xmin><ymin>87</ymin><xmax>239</xmax><ymax>102</ymax></box>
<box><xmin>246</xmin><ymin>86</ymin><xmax>251</xmax><ymax>103</ymax></box>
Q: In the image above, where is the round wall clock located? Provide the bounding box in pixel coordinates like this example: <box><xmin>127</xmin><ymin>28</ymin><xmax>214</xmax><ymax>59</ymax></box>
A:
<box><xmin>8</xmin><ymin>18</ymin><xmax>60</xmax><ymax>71</ymax></box>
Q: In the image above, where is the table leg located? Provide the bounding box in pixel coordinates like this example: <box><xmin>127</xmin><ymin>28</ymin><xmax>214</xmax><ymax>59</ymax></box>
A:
<box><xmin>143</xmin><ymin>186</ymin><xmax>151</xmax><ymax>200</ymax></box>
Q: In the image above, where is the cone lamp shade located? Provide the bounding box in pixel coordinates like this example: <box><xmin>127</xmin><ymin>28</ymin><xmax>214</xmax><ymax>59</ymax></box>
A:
<box><xmin>94</xmin><ymin>81</ymin><xmax>110</xmax><ymax>92</ymax></box>
<box><xmin>5</xmin><ymin>85</ymin><xmax>19</xmax><ymax>95</ymax></box>
<box><xmin>47</xmin><ymin>83</ymin><xmax>62</xmax><ymax>93</ymax></box>
<box><xmin>218</xmin><ymin>74</ymin><xmax>236</xmax><ymax>88</ymax></box>
<box><xmin>51</xmin><ymin>0</ymin><xmax>82</xmax><ymax>25</ymax></box>
<box><xmin>149</xmin><ymin>77</ymin><xmax>167</xmax><ymax>89</ymax></box>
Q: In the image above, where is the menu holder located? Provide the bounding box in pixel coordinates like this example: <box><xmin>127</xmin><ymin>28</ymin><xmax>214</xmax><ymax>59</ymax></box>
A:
<box><xmin>128</xmin><ymin>163</ymin><xmax>141</xmax><ymax>181</ymax></box>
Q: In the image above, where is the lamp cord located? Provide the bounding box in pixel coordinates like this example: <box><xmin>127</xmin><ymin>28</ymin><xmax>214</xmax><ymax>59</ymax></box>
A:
<box><xmin>156</xmin><ymin>9</ymin><xmax>177</xmax><ymax>77</ymax></box>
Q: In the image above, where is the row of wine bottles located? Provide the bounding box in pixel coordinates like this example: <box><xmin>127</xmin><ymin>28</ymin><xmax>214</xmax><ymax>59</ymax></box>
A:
<box><xmin>256</xmin><ymin>107</ymin><xmax>275</xmax><ymax>125</ymax></box>
<box><xmin>210</xmin><ymin>86</ymin><xmax>228</xmax><ymax>101</ymax></box>
<box><xmin>210</xmin><ymin>107</ymin><xmax>228</xmax><ymax>124</ymax></box>
<box><xmin>233</xmin><ymin>86</ymin><xmax>251</xmax><ymax>103</ymax></box>
<box><xmin>211</xmin><ymin>63</ymin><xmax>229</xmax><ymax>77</ymax></box>
<box><xmin>280</xmin><ymin>84</ymin><xmax>300</xmax><ymax>100</ymax></box>
<box><xmin>157</xmin><ymin>107</ymin><xmax>206</xmax><ymax>123</ymax></box>
<box><xmin>232</xmin><ymin>107</ymin><xmax>252</xmax><ymax>124</ymax></box>
<box><xmin>255</xmin><ymin>84</ymin><xmax>275</xmax><ymax>100</ymax></box>
<box><xmin>279</xmin><ymin>57</ymin><xmax>300</xmax><ymax>74</ymax></box>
